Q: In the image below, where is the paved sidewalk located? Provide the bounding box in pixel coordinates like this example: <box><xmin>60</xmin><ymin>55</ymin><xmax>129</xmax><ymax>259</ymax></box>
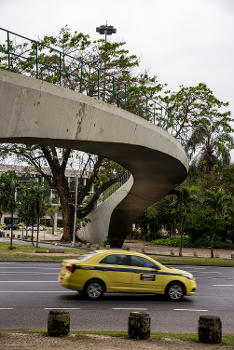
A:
<box><xmin>123</xmin><ymin>240</ymin><xmax>233</xmax><ymax>259</ymax></box>
<box><xmin>1</xmin><ymin>231</ymin><xmax>233</xmax><ymax>259</ymax></box>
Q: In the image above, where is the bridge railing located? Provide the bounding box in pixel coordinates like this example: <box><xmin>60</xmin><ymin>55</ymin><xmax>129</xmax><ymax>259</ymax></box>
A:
<box><xmin>93</xmin><ymin>171</ymin><xmax>131</xmax><ymax>209</ymax></box>
<box><xmin>0</xmin><ymin>27</ymin><xmax>173</xmax><ymax>131</ymax></box>
<box><xmin>0</xmin><ymin>28</ymin><xmax>179</xmax><ymax>209</ymax></box>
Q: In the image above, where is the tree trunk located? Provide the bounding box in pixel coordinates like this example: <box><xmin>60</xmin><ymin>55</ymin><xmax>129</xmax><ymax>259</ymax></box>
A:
<box><xmin>210</xmin><ymin>214</ymin><xmax>216</xmax><ymax>258</ymax></box>
<box><xmin>52</xmin><ymin>216</ymin><xmax>55</xmax><ymax>235</ymax></box>
<box><xmin>31</xmin><ymin>221</ymin><xmax>34</xmax><ymax>246</ymax></box>
<box><xmin>10</xmin><ymin>204</ymin><xmax>14</xmax><ymax>250</ymax></box>
<box><xmin>54</xmin><ymin>172</ymin><xmax>74</xmax><ymax>242</ymax></box>
<box><xmin>170</xmin><ymin>223</ymin><xmax>176</xmax><ymax>236</ymax></box>
<box><xmin>210</xmin><ymin>232</ymin><xmax>214</xmax><ymax>258</ymax></box>
<box><xmin>179</xmin><ymin>217</ymin><xmax>185</xmax><ymax>257</ymax></box>
<box><xmin>139</xmin><ymin>221</ymin><xmax>148</xmax><ymax>239</ymax></box>
<box><xmin>60</xmin><ymin>201</ymin><xmax>74</xmax><ymax>241</ymax></box>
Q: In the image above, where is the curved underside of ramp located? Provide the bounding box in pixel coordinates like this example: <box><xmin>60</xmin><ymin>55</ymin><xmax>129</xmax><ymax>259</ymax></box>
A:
<box><xmin>0</xmin><ymin>70</ymin><xmax>189</xmax><ymax>245</ymax></box>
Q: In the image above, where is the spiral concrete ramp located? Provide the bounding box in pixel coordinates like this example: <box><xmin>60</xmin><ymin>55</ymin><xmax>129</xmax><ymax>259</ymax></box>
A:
<box><xmin>0</xmin><ymin>69</ymin><xmax>188</xmax><ymax>246</ymax></box>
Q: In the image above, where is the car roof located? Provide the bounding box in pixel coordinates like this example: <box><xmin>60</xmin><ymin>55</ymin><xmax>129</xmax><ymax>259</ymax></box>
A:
<box><xmin>91</xmin><ymin>249</ymin><xmax>162</xmax><ymax>260</ymax></box>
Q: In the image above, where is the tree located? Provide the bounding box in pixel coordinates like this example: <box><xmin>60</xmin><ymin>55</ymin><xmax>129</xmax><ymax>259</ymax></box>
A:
<box><xmin>0</xmin><ymin>26</ymin><xmax>165</xmax><ymax>244</ymax></box>
<box><xmin>18</xmin><ymin>179</ymin><xmax>49</xmax><ymax>247</ymax></box>
<box><xmin>203</xmin><ymin>189</ymin><xmax>232</xmax><ymax>258</ymax></box>
<box><xmin>188</xmin><ymin>122</ymin><xmax>232</xmax><ymax>172</ymax></box>
<box><xmin>171</xmin><ymin>186</ymin><xmax>198</xmax><ymax>256</ymax></box>
<box><xmin>159</xmin><ymin>83</ymin><xmax>233</xmax><ymax>153</ymax></box>
<box><xmin>47</xmin><ymin>202</ymin><xmax>60</xmax><ymax>235</ymax></box>
<box><xmin>0</xmin><ymin>171</ymin><xmax>19</xmax><ymax>249</ymax></box>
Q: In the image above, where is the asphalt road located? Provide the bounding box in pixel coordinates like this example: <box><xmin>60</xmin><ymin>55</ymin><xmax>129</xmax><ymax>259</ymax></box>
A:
<box><xmin>0</xmin><ymin>262</ymin><xmax>233</xmax><ymax>333</ymax></box>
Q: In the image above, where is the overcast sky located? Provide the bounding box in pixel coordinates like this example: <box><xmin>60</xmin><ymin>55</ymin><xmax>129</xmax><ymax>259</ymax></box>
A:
<box><xmin>1</xmin><ymin>0</ymin><xmax>233</xmax><ymax>152</ymax></box>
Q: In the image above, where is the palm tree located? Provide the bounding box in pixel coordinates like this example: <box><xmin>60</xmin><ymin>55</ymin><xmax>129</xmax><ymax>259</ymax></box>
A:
<box><xmin>172</xmin><ymin>186</ymin><xmax>198</xmax><ymax>256</ymax></box>
<box><xmin>47</xmin><ymin>203</ymin><xmax>60</xmax><ymax>235</ymax></box>
<box><xmin>0</xmin><ymin>171</ymin><xmax>19</xmax><ymax>249</ymax></box>
<box><xmin>203</xmin><ymin>189</ymin><xmax>232</xmax><ymax>258</ymax></box>
<box><xmin>187</xmin><ymin>123</ymin><xmax>232</xmax><ymax>172</ymax></box>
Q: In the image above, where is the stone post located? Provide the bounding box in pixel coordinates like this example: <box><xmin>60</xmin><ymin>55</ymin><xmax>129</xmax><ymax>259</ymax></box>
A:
<box><xmin>48</xmin><ymin>310</ymin><xmax>70</xmax><ymax>337</ymax></box>
<box><xmin>128</xmin><ymin>312</ymin><xmax>150</xmax><ymax>339</ymax></box>
<box><xmin>198</xmin><ymin>315</ymin><xmax>222</xmax><ymax>343</ymax></box>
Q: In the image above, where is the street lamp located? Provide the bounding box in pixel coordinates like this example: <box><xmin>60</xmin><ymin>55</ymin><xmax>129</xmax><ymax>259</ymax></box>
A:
<box><xmin>96</xmin><ymin>23</ymin><xmax>117</xmax><ymax>42</ymax></box>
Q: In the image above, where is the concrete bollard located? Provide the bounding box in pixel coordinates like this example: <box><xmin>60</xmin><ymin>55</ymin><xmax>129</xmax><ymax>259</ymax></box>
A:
<box><xmin>198</xmin><ymin>315</ymin><xmax>222</xmax><ymax>344</ymax></box>
<box><xmin>48</xmin><ymin>310</ymin><xmax>70</xmax><ymax>337</ymax></box>
<box><xmin>49</xmin><ymin>247</ymin><xmax>64</xmax><ymax>253</ymax></box>
<box><xmin>128</xmin><ymin>312</ymin><xmax>150</xmax><ymax>339</ymax></box>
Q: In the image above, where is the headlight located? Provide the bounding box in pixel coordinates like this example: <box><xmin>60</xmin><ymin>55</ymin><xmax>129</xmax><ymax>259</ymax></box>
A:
<box><xmin>182</xmin><ymin>273</ymin><xmax>194</xmax><ymax>280</ymax></box>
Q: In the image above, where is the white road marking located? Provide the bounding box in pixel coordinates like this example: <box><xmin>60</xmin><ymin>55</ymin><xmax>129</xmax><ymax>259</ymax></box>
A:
<box><xmin>181</xmin><ymin>267</ymin><xmax>206</xmax><ymax>270</ymax></box>
<box><xmin>112</xmin><ymin>308</ymin><xmax>148</xmax><ymax>310</ymax></box>
<box><xmin>0</xmin><ymin>267</ymin><xmax>60</xmax><ymax>269</ymax></box>
<box><xmin>0</xmin><ymin>308</ymin><xmax>14</xmax><ymax>310</ymax></box>
<box><xmin>0</xmin><ymin>272</ymin><xmax>58</xmax><ymax>275</ymax></box>
<box><xmin>199</xmin><ymin>272</ymin><xmax>222</xmax><ymax>274</ymax></box>
<box><xmin>174</xmin><ymin>309</ymin><xmax>208</xmax><ymax>312</ymax></box>
<box><xmin>212</xmin><ymin>284</ymin><xmax>234</xmax><ymax>287</ymax></box>
<box><xmin>0</xmin><ymin>281</ymin><xmax>57</xmax><ymax>282</ymax></box>
<box><xmin>45</xmin><ymin>308</ymin><xmax>80</xmax><ymax>310</ymax></box>
<box><xmin>0</xmin><ymin>290</ymin><xmax>75</xmax><ymax>293</ymax></box>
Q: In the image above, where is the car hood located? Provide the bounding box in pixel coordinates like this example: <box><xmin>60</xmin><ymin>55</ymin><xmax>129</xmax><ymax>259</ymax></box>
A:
<box><xmin>165</xmin><ymin>267</ymin><xmax>193</xmax><ymax>278</ymax></box>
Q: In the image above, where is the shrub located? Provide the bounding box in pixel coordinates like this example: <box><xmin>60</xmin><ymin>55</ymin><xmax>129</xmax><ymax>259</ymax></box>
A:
<box><xmin>150</xmin><ymin>236</ymin><xmax>233</xmax><ymax>249</ymax></box>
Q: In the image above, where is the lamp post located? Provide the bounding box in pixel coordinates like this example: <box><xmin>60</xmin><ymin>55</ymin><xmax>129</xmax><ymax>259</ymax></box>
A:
<box><xmin>72</xmin><ymin>177</ymin><xmax>78</xmax><ymax>247</ymax></box>
<box><xmin>96</xmin><ymin>23</ymin><xmax>117</xmax><ymax>42</ymax></box>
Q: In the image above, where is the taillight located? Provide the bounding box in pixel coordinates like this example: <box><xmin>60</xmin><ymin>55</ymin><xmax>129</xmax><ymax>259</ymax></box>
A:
<box><xmin>65</xmin><ymin>264</ymin><xmax>76</xmax><ymax>272</ymax></box>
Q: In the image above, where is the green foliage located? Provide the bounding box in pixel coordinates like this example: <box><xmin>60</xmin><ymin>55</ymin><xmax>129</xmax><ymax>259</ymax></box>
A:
<box><xmin>150</xmin><ymin>236</ymin><xmax>233</xmax><ymax>249</ymax></box>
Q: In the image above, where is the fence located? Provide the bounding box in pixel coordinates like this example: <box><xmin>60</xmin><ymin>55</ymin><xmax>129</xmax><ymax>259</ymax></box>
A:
<box><xmin>0</xmin><ymin>27</ymin><xmax>173</xmax><ymax>130</ymax></box>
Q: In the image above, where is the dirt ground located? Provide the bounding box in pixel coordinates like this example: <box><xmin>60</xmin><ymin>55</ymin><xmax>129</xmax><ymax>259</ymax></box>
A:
<box><xmin>0</xmin><ymin>332</ymin><xmax>232</xmax><ymax>350</ymax></box>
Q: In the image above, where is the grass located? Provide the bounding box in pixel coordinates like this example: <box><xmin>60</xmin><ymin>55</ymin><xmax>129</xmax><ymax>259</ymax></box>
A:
<box><xmin>1</xmin><ymin>329</ymin><xmax>234</xmax><ymax>345</ymax></box>
<box><xmin>0</xmin><ymin>241</ymin><xmax>233</xmax><ymax>266</ymax></box>
<box><xmin>155</xmin><ymin>256</ymin><xmax>234</xmax><ymax>267</ymax></box>
<box><xmin>0</xmin><ymin>242</ymin><xmax>88</xmax><ymax>261</ymax></box>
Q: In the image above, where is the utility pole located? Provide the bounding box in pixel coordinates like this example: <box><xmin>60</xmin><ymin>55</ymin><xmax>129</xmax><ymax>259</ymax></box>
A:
<box><xmin>72</xmin><ymin>177</ymin><xmax>78</xmax><ymax>247</ymax></box>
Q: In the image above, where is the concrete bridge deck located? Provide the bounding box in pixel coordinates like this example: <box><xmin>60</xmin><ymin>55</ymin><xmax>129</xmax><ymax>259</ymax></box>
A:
<box><xmin>0</xmin><ymin>69</ymin><xmax>188</xmax><ymax>245</ymax></box>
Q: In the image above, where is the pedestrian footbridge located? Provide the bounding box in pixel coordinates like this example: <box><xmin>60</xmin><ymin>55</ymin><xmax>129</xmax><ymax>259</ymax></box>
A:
<box><xmin>0</xmin><ymin>69</ymin><xmax>188</xmax><ymax>246</ymax></box>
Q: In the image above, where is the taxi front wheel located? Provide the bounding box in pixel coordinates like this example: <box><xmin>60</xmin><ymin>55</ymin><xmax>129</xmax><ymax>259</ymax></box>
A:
<box><xmin>166</xmin><ymin>281</ymin><xmax>185</xmax><ymax>301</ymax></box>
<box><xmin>84</xmin><ymin>279</ymin><xmax>105</xmax><ymax>300</ymax></box>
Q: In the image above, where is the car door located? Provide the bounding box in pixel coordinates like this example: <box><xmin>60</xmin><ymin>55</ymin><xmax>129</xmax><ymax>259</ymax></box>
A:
<box><xmin>98</xmin><ymin>254</ymin><xmax>136</xmax><ymax>292</ymax></box>
<box><xmin>129</xmin><ymin>255</ymin><xmax>163</xmax><ymax>293</ymax></box>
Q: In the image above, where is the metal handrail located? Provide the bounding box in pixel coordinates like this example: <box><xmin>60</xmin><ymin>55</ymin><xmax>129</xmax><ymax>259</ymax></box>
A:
<box><xmin>94</xmin><ymin>171</ymin><xmax>131</xmax><ymax>208</ymax></box>
<box><xmin>0</xmin><ymin>27</ymin><xmax>172</xmax><ymax>129</ymax></box>
<box><xmin>0</xmin><ymin>28</ymin><xmax>177</xmax><ymax>206</ymax></box>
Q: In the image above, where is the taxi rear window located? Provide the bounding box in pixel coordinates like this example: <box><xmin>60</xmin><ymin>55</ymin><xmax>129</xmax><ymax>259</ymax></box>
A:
<box><xmin>76</xmin><ymin>251</ymin><xmax>98</xmax><ymax>261</ymax></box>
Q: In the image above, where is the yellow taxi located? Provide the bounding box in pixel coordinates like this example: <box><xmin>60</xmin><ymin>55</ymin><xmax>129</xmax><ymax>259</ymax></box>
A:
<box><xmin>58</xmin><ymin>250</ymin><xmax>197</xmax><ymax>301</ymax></box>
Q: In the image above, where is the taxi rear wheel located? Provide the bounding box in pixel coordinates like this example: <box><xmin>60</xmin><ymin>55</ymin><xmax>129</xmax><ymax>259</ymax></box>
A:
<box><xmin>166</xmin><ymin>281</ymin><xmax>185</xmax><ymax>301</ymax></box>
<box><xmin>84</xmin><ymin>279</ymin><xmax>105</xmax><ymax>300</ymax></box>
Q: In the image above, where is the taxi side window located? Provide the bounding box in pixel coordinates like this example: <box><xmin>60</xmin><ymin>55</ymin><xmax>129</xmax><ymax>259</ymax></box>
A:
<box><xmin>130</xmin><ymin>256</ymin><xmax>158</xmax><ymax>269</ymax></box>
<box><xmin>100</xmin><ymin>254</ymin><xmax>130</xmax><ymax>266</ymax></box>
